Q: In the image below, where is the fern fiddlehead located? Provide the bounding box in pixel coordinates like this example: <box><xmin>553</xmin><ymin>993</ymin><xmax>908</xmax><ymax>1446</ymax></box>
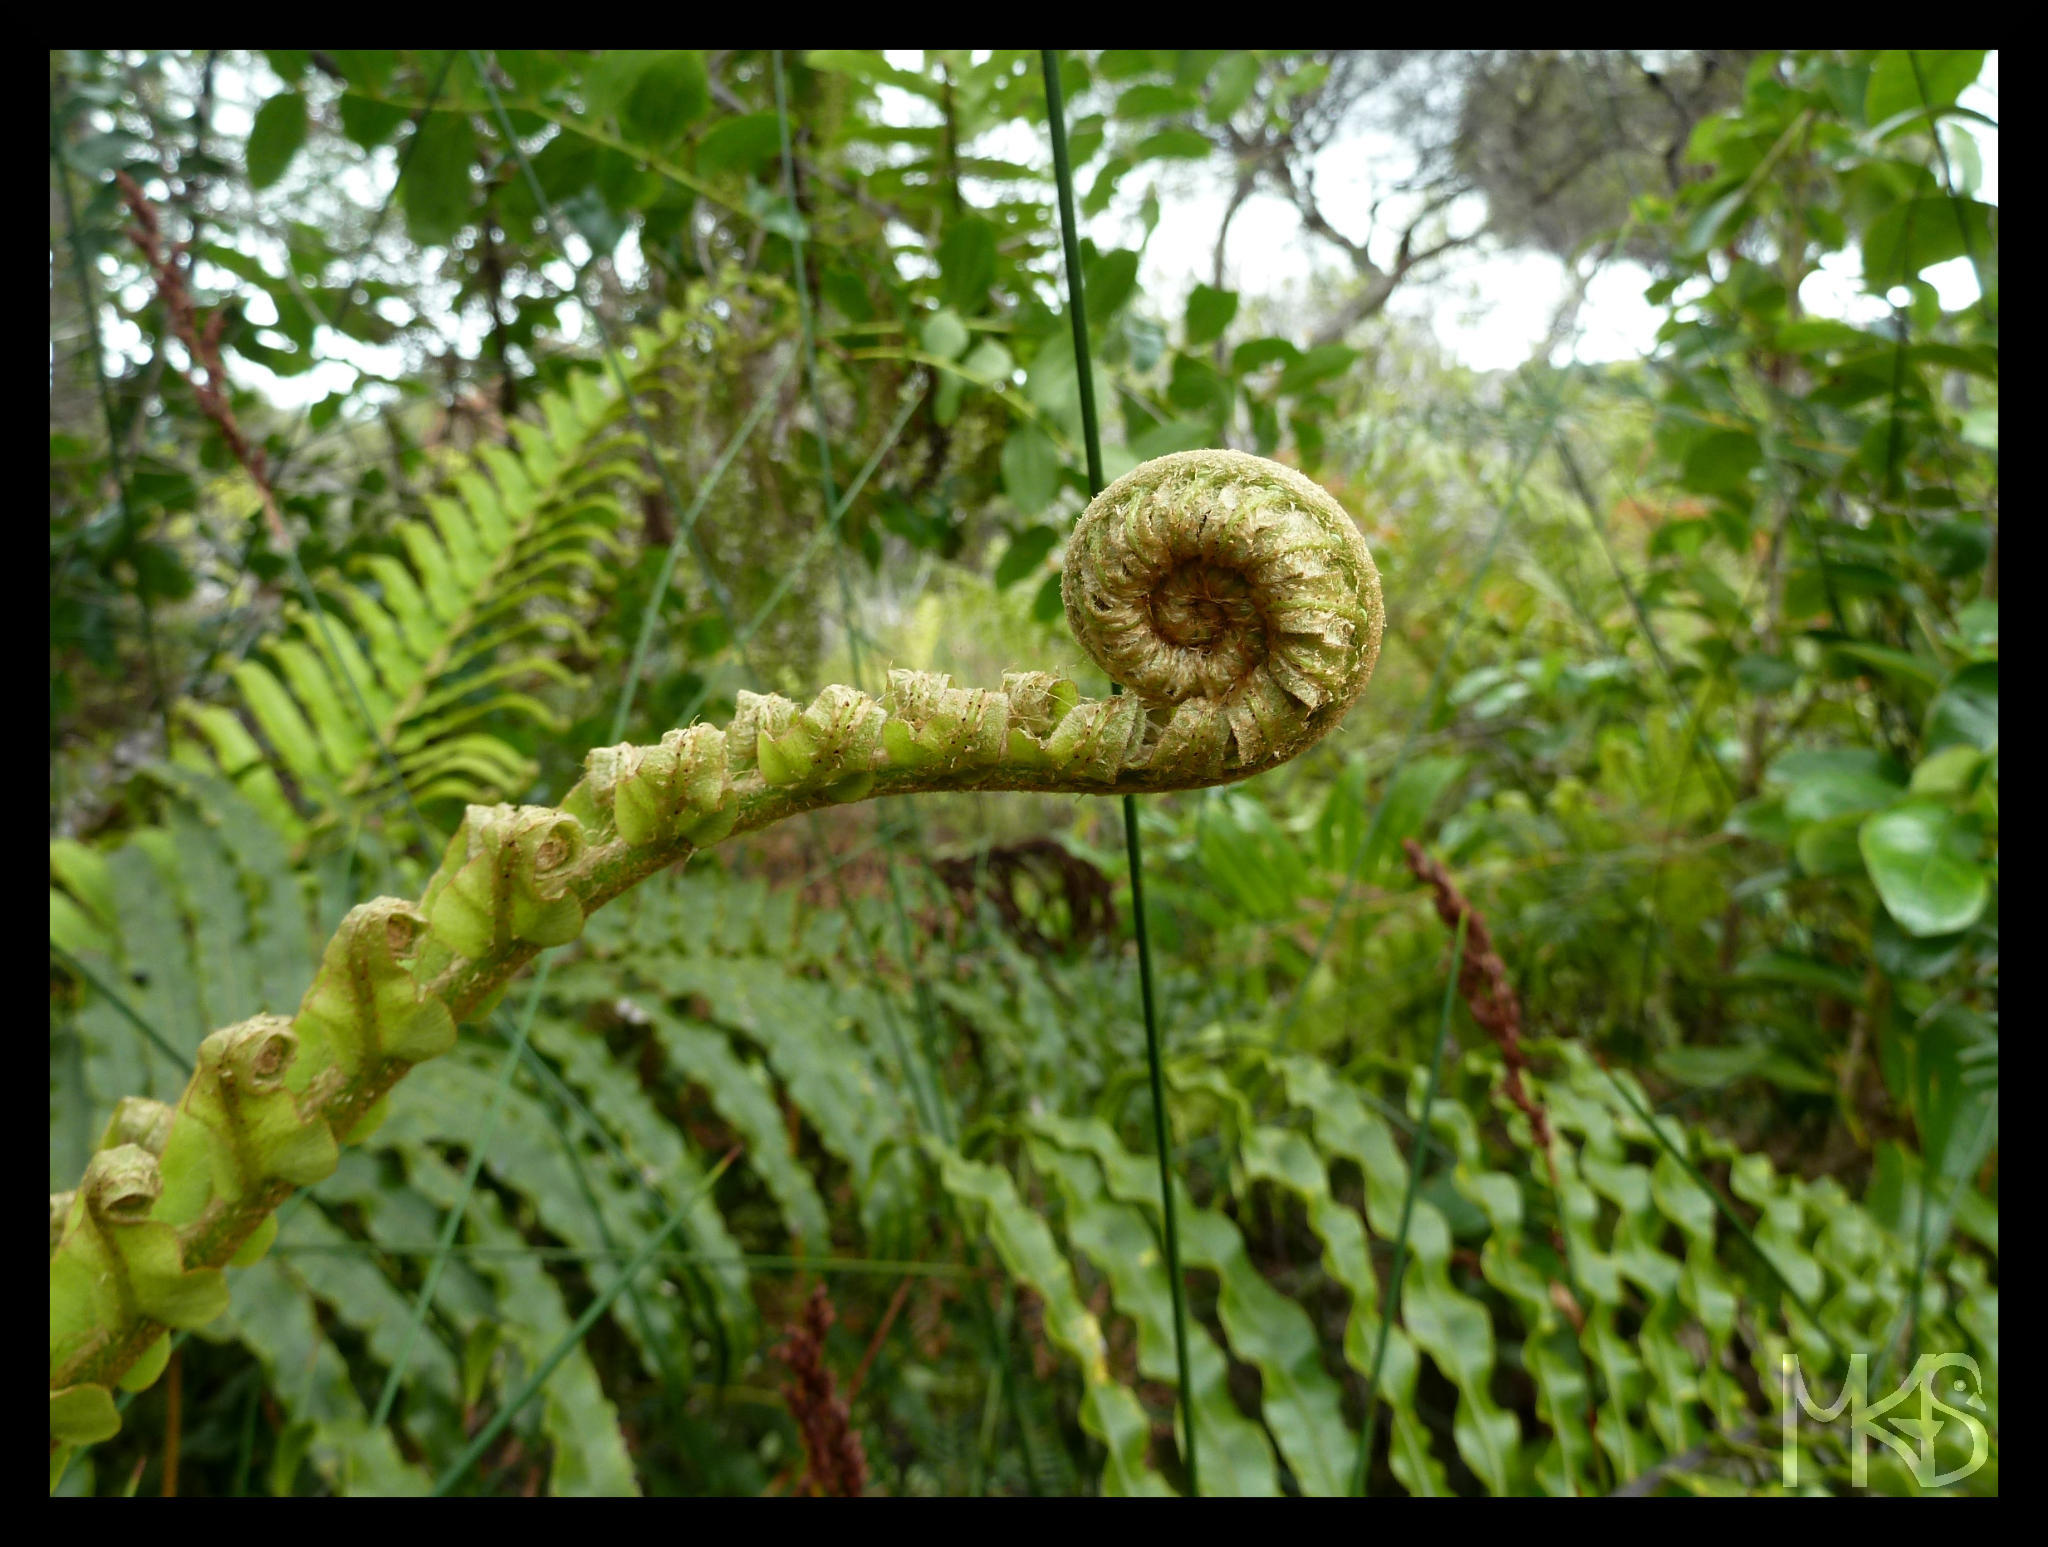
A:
<box><xmin>49</xmin><ymin>449</ymin><xmax>1383</xmax><ymax>1458</ymax></box>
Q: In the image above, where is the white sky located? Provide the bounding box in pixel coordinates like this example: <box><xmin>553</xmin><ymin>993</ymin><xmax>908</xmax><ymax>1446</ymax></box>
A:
<box><xmin>1060</xmin><ymin>51</ymin><xmax>2000</xmax><ymax>371</ymax></box>
<box><xmin>117</xmin><ymin>51</ymin><xmax>1996</xmax><ymax>408</ymax></box>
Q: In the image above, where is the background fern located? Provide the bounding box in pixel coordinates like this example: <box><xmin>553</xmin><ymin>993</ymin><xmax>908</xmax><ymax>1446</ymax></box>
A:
<box><xmin>170</xmin><ymin>282</ymin><xmax>795</xmax><ymax>847</ymax></box>
<box><xmin>53</xmin><ymin>775</ymin><xmax>1998</xmax><ymax>1494</ymax></box>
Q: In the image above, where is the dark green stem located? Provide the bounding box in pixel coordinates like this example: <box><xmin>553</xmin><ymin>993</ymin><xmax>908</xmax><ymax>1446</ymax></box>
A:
<box><xmin>1043</xmin><ymin>48</ymin><xmax>1196</xmax><ymax>1497</ymax></box>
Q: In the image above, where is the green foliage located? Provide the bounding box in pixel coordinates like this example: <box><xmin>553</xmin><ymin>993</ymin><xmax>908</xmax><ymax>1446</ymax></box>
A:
<box><xmin>170</xmin><ymin>303</ymin><xmax>780</xmax><ymax>845</ymax></box>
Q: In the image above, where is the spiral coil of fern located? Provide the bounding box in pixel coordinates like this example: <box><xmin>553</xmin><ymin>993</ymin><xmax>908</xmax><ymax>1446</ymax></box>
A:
<box><xmin>51</xmin><ymin>449</ymin><xmax>1384</xmax><ymax>1454</ymax></box>
<box><xmin>1062</xmin><ymin>449</ymin><xmax>1382</xmax><ymax>789</ymax></box>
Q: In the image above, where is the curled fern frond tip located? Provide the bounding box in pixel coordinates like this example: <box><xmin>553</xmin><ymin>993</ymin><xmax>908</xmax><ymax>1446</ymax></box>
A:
<box><xmin>1062</xmin><ymin>449</ymin><xmax>1384</xmax><ymax>789</ymax></box>
<box><xmin>49</xmin><ymin>454</ymin><xmax>1389</xmax><ymax>1447</ymax></box>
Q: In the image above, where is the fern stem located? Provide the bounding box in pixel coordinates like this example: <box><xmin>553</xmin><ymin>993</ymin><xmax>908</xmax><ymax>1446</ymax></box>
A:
<box><xmin>50</xmin><ymin>441</ymin><xmax>1383</xmax><ymax>1451</ymax></box>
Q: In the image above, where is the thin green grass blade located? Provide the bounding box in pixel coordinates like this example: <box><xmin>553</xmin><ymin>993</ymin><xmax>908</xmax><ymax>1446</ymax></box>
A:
<box><xmin>1277</xmin><ymin>390</ymin><xmax>1562</xmax><ymax>1039</ymax></box>
<box><xmin>1355</xmin><ymin>912</ymin><xmax>1465</xmax><ymax>1496</ymax></box>
<box><xmin>369</xmin><ymin>960</ymin><xmax>555</xmax><ymax>1431</ymax></box>
<box><xmin>1042</xmin><ymin>46</ymin><xmax>1197</xmax><ymax>1497</ymax></box>
<box><xmin>432</xmin><ymin>1147</ymin><xmax>741</xmax><ymax>1495</ymax></box>
<box><xmin>48</xmin><ymin>941</ymin><xmax>188</xmax><ymax>1071</ymax></box>
<box><xmin>607</xmin><ymin>353</ymin><xmax>798</xmax><ymax>744</ymax></box>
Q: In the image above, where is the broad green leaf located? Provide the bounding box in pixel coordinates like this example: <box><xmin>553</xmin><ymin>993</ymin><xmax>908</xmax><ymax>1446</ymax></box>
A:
<box><xmin>938</xmin><ymin>215</ymin><xmax>998</xmax><ymax>313</ymax></box>
<box><xmin>1861</xmin><ymin>197</ymin><xmax>1996</xmax><ymax>291</ymax></box>
<box><xmin>959</xmin><ymin>338</ymin><xmax>1014</xmax><ymax>386</ymax></box>
<box><xmin>820</xmin><ymin>266</ymin><xmax>873</xmax><ymax>322</ymax></box>
<box><xmin>1000</xmin><ymin>426</ymin><xmax>1061</xmax><ymax>516</ymax></box>
<box><xmin>1082</xmin><ymin>154</ymin><xmax>1131</xmax><ymax>216</ymax></box>
<box><xmin>1065</xmin><ymin>114</ymin><xmax>1106</xmax><ymax>166</ymax></box>
<box><xmin>1097</xmin><ymin>50</ymin><xmax>1161</xmax><ymax>82</ymax></box>
<box><xmin>1680</xmin><ymin>186</ymin><xmax>1748</xmax><ymax>256</ymax></box>
<box><xmin>1131</xmin><ymin>127</ymin><xmax>1213</xmax><ymax>162</ymax></box>
<box><xmin>1942</xmin><ymin>120</ymin><xmax>1984</xmax><ymax>194</ymax></box>
<box><xmin>50</xmin><ymin>838</ymin><xmax>115</xmax><ymax>931</ymax></box>
<box><xmin>1767</xmin><ymin>746</ymin><xmax>1906</xmax><ymax>790</ymax></box>
<box><xmin>1871</xmin><ymin>910</ymin><xmax>1965</xmax><ymax>981</ymax></box>
<box><xmin>1098</xmin><ymin>444</ymin><xmax>1138</xmax><ymax>485</ymax></box>
<box><xmin>1114</xmin><ymin>82</ymin><xmax>1198</xmax><ymax>120</ymax></box>
<box><xmin>1184</xmin><ymin>283</ymin><xmax>1239</xmax><ymax>346</ymax></box>
<box><xmin>1795</xmin><ymin>815</ymin><xmax>1868</xmax><ymax>879</ymax></box>
<box><xmin>1865</xmin><ymin>50</ymin><xmax>1987</xmax><ymax>130</ymax></box>
<box><xmin>1724</xmin><ymin>794</ymin><xmax>1792</xmax><ymax>844</ymax></box>
<box><xmin>694</xmin><ymin>112</ymin><xmax>783</xmax><ymax>177</ymax></box>
<box><xmin>1926</xmin><ymin>661</ymin><xmax>1997</xmax><ymax>753</ymax></box>
<box><xmin>1913</xmin><ymin>1006</ymin><xmax>1999</xmax><ymax>1186</ymax></box>
<box><xmin>49</xmin><ymin>889</ymin><xmax>109</xmax><ymax>959</ymax></box>
<box><xmin>1913</xmin><ymin>516</ymin><xmax>1995</xmax><ymax>578</ymax></box>
<box><xmin>994</xmin><ymin>525</ymin><xmax>1059</xmax><ymax>590</ymax></box>
<box><xmin>1733</xmin><ymin>652</ymin><xmax>1802</xmax><ymax>695</ymax></box>
<box><xmin>1031</xmin><ymin>570</ymin><xmax>1064</xmax><ymax>623</ymax></box>
<box><xmin>1128</xmin><ymin>417</ymin><xmax>1211</xmax><ymax>462</ymax></box>
<box><xmin>246</xmin><ymin>91</ymin><xmax>308</xmax><ymax>189</ymax></box>
<box><xmin>400</xmin><ymin>113</ymin><xmax>476</xmax><ymax>248</ymax></box>
<box><xmin>1026</xmin><ymin>331</ymin><xmax>1114</xmax><ymax>444</ymax></box>
<box><xmin>1860</xmin><ymin>801</ymin><xmax>1989</xmax><ymax>937</ymax></box>
<box><xmin>1276</xmin><ymin>343</ymin><xmax>1356</xmax><ymax>395</ymax></box>
<box><xmin>1231</xmin><ymin>336</ymin><xmax>1298</xmax><ymax>375</ymax></box>
<box><xmin>620</xmin><ymin>51</ymin><xmax>710</xmax><ymax>149</ymax></box>
<box><xmin>1207</xmin><ymin>53</ymin><xmax>1260</xmax><ymax>121</ymax></box>
<box><xmin>920</xmin><ymin>308</ymin><xmax>969</xmax><ymax>363</ymax></box>
<box><xmin>1910</xmin><ymin>744</ymin><xmax>1985</xmax><ymax>799</ymax></box>
<box><xmin>1782</xmin><ymin>764</ymin><xmax>1904</xmax><ymax>824</ymax></box>
<box><xmin>1168</xmin><ymin>353</ymin><xmax>1232</xmax><ymax>419</ymax></box>
<box><xmin>1679</xmin><ymin>428</ymin><xmax>1761</xmax><ymax>495</ymax></box>
<box><xmin>1083</xmin><ymin>248</ymin><xmax>1140</xmax><ymax>325</ymax></box>
<box><xmin>327</xmin><ymin>50</ymin><xmax>396</xmax><ymax>92</ymax></box>
<box><xmin>1825</xmin><ymin>642</ymin><xmax>1942</xmax><ymax>694</ymax></box>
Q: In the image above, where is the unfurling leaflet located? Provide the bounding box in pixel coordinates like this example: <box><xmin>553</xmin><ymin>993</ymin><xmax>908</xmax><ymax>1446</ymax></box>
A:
<box><xmin>49</xmin><ymin>450</ymin><xmax>1384</xmax><ymax>1460</ymax></box>
<box><xmin>291</xmin><ymin>899</ymin><xmax>458</xmax><ymax>1087</ymax></box>
<box><xmin>420</xmin><ymin>804</ymin><xmax>589</xmax><ymax>961</ymax></box>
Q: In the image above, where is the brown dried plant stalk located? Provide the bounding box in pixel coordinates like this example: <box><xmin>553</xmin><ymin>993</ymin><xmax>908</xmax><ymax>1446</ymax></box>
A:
<box><xmin>777</xmin><ymin>1285</ymin><xmax>869</xmax><ymax>1498</ymax></box>
<box><xmin>1401</xmin><ymin>838</ymin><xmax>1554</xmax><ymax>1155</ymax></box>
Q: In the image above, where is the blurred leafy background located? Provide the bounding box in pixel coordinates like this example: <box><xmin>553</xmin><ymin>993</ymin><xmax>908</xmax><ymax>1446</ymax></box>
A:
<box><xmin>49</xmin><ymin>48</ymin><xmax>1995</xmax><ymax>1495</ymax></box>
